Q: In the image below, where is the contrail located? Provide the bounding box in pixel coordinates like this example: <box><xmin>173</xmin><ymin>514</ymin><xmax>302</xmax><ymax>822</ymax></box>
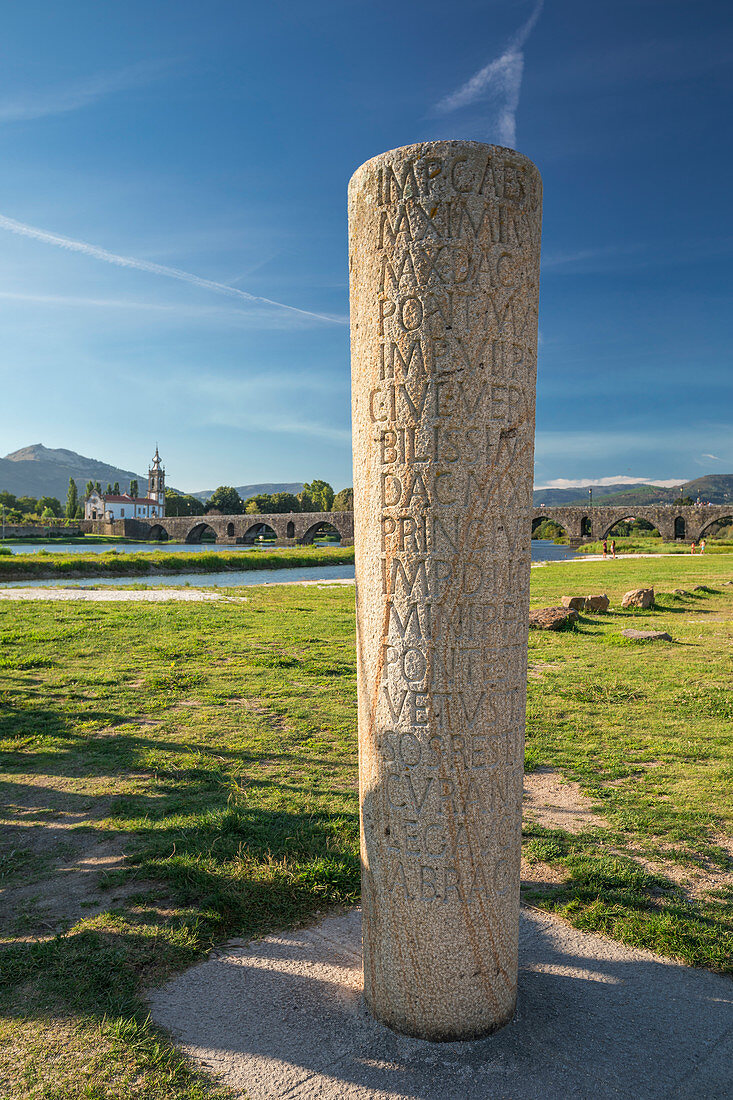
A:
<box><xmin>0</xmin><ymin>213</ymin><xmax>345</xmax><ymax>325</ymax></box>
<box><xmin>434</xmin><ymin>0</ymin><xmax>544</xmax><ymax>146</ymax></box>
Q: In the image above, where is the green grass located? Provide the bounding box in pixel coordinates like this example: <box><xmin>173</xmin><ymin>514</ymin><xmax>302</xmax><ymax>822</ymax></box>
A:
<box><xmin>0</xmin><ymin>553</ymin><xmax>731</xmax><ymax>1097</ymax></box>
<box><xmin>0</xmin><ymin>544</ymin><xmax>354</xmax><ymax>581</ymax></box>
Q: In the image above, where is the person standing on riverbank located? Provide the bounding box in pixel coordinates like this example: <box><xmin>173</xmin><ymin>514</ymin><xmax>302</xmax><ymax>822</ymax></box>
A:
<box><xmin>603</xmin><ymin>540</ymin><xmax>608</xmax><ymax>559</ymax></box>
<box><xmin>691</xmin><ymin>542</ymin><xmax>696</xmax><ymax>554</ymax></box>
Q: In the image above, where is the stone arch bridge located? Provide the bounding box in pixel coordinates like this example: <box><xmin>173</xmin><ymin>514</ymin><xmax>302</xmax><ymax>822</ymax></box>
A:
<box><xmin>82</xmin><ymin>510</ymin><xmax>354</xmax><ymax>546</ymax></box>
<box><xmin>81</xmin><ymin>504</ymin><xmax>730</xmax><ymax>547</ymax></box>
<box><xmin>532</xmin><ymin>504</ymin><xmax>731</xmax><ymax>543</ymax></box>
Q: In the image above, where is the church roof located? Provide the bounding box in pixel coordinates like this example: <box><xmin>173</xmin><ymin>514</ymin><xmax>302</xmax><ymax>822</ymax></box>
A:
<box><xmin>99</xmin><ymin>494</ymin><xmax>161</xmax><ymax>506</ymax></box>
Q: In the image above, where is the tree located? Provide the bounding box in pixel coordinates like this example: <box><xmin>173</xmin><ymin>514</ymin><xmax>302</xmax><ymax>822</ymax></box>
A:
<box><xmin>0</xmin><ymin>492</ymin><xmax>17</xmax><ymax>511</ymax></box>
<box><xmin>65</xmin><ymin>478</ymin><xmax>78</xmax><ymax>519</ymax></box>
<box><xmin>297</xmin><ymin>490</ymin><xmax>315</xmax><ymax>512</ymax></box>
<box><xmin>17</xmin><ymin>496</ymin><xmax>39</xmax><ymax>515</ymax></box>
<box><xmin>332</xmin><ymin>487</ymin><xmax>353</xmax><ymax>511</ymax></box>
<box><xmin>38</xmin><ymin>496</ymin><xmax>62</xmax><ymax>517</ymax></box>
<box><xmin>260</xmin><ymin>492</ymin><xmax>301</xmax><ymax>513</ymax></box>
<box><xmin>113</xmin><ymin>481</ymin><xmax>120</xmax><ymax>494</ymax></box>
<box><xmin>129</xmin><ymin>479</ymin><xmax>139</xmax><ymax>499</ymax></box>
<box><xmin>165</xmin><ymin>490</ymin><xmax>205</xmax><ymax>517</ymax></box>
<box><xmin>532</xmin><ymin>519</ymin><xmax>565</xmax><ymax>541</ymax></box>
<box><xmin>303</xmin><ymin>480</ymin><xmax>334</xmax><ymax>512</ymax></box>
<box><xmin>94</xmin><ymin>482</ymin><xmax>101</xmax><ymax>493</ymax></box>
<box><xmin>105</xmin><ymin>483</ymin><xmax>113</xmax><ymax>494</ymax></box>
<box><xmin>243</xmin><ymin>493</ymin><xmax>272</xmax><ymax>514</ymax></box>
<box><xmin>85</xmin><ymin>481</ymin><xmax>94</xmax><ymax>498</ymax></box>
<box><xmin>204</xmin><ymin>486</ymin><xmax>243</xmax><ymax>514</ymax></box>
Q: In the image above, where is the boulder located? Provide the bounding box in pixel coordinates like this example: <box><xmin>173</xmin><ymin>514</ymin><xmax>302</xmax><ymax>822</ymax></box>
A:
<box><xmin>529</xmin><ymin>606</ymin><xmax>579</xmax><ymax>631</ymax></box>
<box><xmin>621</xmin><ymin>629</ymin><xmax>672</xmax><ymax>642</ymax></box>
<box><xmin>584</xmin><ymin>594</ymin><xmax>610</xmax><ymax>612</ymax></box>
<box><xmin>621</xmin><ymin>588</ymin><xmax>654</xmax><ymax>609</ymax></box>
<box><xmin>561</xmin><ymin>596</ymin><xmax>585</xmax><ymax>611</ymax></box>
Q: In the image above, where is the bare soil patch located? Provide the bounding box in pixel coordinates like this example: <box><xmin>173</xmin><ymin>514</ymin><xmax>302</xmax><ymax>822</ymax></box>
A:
<box><xmin>523</xmin><ymin>768</ymin><xmax>608</xmax><ymax>833</ymax></box>
<box><xmin>0</xmin><ymin>775</ymin><xmax>140</xmax><ymax>940</ymax></box>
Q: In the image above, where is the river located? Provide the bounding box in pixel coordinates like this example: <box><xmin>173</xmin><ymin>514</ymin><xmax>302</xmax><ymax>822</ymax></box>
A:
<box><xmin>0</xmin><ymin>541</ymin><xmax>577</xmax><ymax>588</ymax></box>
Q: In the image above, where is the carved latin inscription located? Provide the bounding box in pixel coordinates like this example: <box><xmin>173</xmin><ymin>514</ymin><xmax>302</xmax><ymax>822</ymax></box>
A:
<box><xmin>349</xmin><ymin>141</ymin><xmax>542</xmax><ymax>1041</ymax></box>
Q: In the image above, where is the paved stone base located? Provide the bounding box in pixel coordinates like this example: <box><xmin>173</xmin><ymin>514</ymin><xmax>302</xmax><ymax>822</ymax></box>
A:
<box><xmin>149</xmin><ymin>908</ymin><xmax>732</xmax><ymax>1099</ymax></box>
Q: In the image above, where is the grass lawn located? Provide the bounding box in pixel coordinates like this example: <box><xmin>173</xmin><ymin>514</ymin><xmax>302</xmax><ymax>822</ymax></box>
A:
<box><xmin>0</xmin><ymin>554</ymin><xmax>731</xmax><ymax>1098</ymax></box>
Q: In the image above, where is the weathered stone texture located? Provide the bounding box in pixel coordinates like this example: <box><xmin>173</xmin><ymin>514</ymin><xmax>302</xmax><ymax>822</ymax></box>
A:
<box><xmin>561</xmin><ymin>596</ymin><xmax>586</xmax><ymax>611</ymax></box>
<box><xmin>622</xmin><ymin>588</ymin><xmax>655</xmax><ymax>609</ymax></box>
<box><xmin>584</xmin><ymin>594</ymin><xmax>610</xmax><ymax>612</ymax></box>
<box><xmin>349</xmin><ymin>141</ymin><xmax>542</xmax><ymax>1040</ymax></box>
<box><xmin>529</xmin><ymin>606</ymin><xmax>578</xmax><ymax>630</ymax></box>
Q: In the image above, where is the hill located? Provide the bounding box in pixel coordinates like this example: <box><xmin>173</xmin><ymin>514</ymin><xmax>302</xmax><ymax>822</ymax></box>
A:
<box><xmin>0</xmin><ymin>445</ymin><xmax>146</xmax><ymax>502</ymax></box>
<box><xmin>191</xmin><ymin>482</ymin><xmax>305</xmax><ymax>504</ymax></box>
<box><xmin>533</xmin><ymin>475</ymin><xmax>733</xmax><ymax>508</ymax></box>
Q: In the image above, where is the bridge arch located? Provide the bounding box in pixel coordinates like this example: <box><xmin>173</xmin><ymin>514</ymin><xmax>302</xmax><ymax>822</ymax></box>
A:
<box><xmin>531</xmin><ymin>514</ymin><xmax>567</xmax><ymax>539</ymax></box>
<box><xmin>185</xmin><ymin>522</ymin><xmax>219</xmax><ymax>543</ymax></box>
<box><xmin>147</xmin><ymin>523</ymin><xmax>170</xmax><ymax>541</ymax></box>
<box><xmin>674</xmin><ymin>516</ymin><xmax>686</xmax><ymax>540</ymax></box>
<box><xmin>243</xmin><ymin>522</ymin><xmax>277</xmax><ymax>545</ymax></box>
<box><xmin>599</xmin><ymin>514</ymin><xmax>661</xmax><ymax>541</ymax></box>
<box><xmin>698</xmin><ymin>514</ymin><xmax>732</xmax><ymax>540</ymax></box>
<box><xmin>301</xmin><ymin>520</ymin><xmax>342</xmax><ymax>545</ymax></box>
<box><xmin>286</xmin><ymin>520</ymin><xmax>295</xmax><ymax>539</ymax></box>
<box><xmin>226</xmin><ymin>521</ymin><xmax>235</xmax><ymax>537</ymax></box>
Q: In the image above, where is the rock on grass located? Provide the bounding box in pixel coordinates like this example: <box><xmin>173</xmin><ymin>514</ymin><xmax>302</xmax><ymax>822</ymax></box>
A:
<box><xmin>529</xmin><ymin>607</ymin><xmax>579</xmax><ymax>631</ymax></box>
<box><xmin>621</xmin><ymin>629</ymin><xmax>673</xmax><ymax>642</ymax></box>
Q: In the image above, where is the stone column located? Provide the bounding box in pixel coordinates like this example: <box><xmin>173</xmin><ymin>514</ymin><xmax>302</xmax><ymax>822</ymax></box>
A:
<box><xmin>349</xmin><ymin>141</ymin><xmax>542</xmax><ymax>1040</ymax></box>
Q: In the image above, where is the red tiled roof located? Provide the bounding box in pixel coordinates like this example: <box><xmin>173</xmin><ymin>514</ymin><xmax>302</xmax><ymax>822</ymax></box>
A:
<box><xmin>98</xmin><ymin>495</ymin><xmax>160</xmax><ymax>506</ymax></box>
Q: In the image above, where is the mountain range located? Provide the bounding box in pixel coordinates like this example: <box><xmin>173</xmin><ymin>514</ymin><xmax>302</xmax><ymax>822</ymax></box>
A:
<box><xmin>0</xmin><ymin>445</ymin><xmax>147</xmax><ymax>502</ymax></box>
<box><xmin>191</xmin><ymin>483</ymin><xmax>305</xmax><ymax>504</ymax></box>
<box><xmin>533</xmin><ymin>475</ymin><xmax>733</xmax><ymax>507</ymax></box>
<box><xmin>1</xmin><ymin>446</ymin><xmax>731</xmax><ymax>509</ymax></box>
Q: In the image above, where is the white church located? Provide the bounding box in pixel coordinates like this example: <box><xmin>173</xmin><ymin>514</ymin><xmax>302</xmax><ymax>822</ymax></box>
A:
<box><xmin>84</xmin><ymin>448</ymin><xmax>166</xmax><ymax>521</ymax></box>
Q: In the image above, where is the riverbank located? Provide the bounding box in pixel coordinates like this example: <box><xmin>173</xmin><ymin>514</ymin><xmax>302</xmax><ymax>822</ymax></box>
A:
<box><xmin>0</xmin><ymin>544</ymin><xmax>354</xmax><ymax>581</ymax></box>
<box><xmin>577</xmin><ymin>536</ymin><xmax>733</xmax><ymax>555</ymax></box>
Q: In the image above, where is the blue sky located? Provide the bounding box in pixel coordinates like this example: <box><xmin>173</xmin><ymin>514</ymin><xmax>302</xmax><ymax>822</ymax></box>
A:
<box><xmin>0</xmin><ymin>0</ymin><xmax>730</xmax><ymax>492</ymax></box>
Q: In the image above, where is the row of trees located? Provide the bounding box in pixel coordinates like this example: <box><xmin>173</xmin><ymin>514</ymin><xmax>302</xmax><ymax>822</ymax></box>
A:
<box><xmin>199</xmin><ymin>481</ymin><xmax>353</xmax><ymax>516</ymax></box>
<box><xmin>0</xmin><ymin>476</ymin><xmax>144</xmax><ymax>523</ymax></box>
<box><xmin>0</xmin><ymin>490</ymin><xmax>70</xmax><ymax>522</ymax></box>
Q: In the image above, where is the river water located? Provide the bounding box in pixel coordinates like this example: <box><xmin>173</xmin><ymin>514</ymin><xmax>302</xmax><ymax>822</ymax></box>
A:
<box><xmin>0</xmin><ymin>541</ymin><xmax>577</xmax><ymax>588</ymax></box>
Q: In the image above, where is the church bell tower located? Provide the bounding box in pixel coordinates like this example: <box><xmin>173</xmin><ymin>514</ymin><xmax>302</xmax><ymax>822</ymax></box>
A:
<box><xmin>148</xmin><ymin>446</ymin><xmax>165</xmax><ymax>512</ymax></box>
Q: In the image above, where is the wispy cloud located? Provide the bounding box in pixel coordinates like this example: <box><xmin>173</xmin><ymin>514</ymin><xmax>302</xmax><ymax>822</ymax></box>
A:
<box><xmin>541</xmin><ymin>243</ymin><xmax>643</xmax><ymax>271</ymax></box>
<box><xmin>0</xmin><ymin>62</ymin><xmax>170</xmax><ymax>123</ymax></box>
<box><xmin>434</xmin><ymin>0</ymin><xmax>544</xmax><ymax>146</ymax></box>
<box><xmin>534</xmin><ymin>475</ymin><xmax>688</xmax><ymax>490</ymax></box>
<box><xmin>174</xmin><ymin>371</ymin><xmax>351</xmax><ymax>444</ymax></box>
<box><xmin>0</xmin><ymin>214</ymin><xmax>346</xmax><ymax>325</ymax></box>
<box><xmin>701</xmin><ymin>453</ymin><xmax>722</xmax><ymax>462</ymax></box>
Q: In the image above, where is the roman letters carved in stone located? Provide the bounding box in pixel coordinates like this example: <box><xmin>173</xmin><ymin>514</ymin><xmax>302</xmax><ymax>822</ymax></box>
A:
<box><xmin>350</xmin><ymin>140</ymin><xmax>541</xmax><ymax>1041</ymax></box>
